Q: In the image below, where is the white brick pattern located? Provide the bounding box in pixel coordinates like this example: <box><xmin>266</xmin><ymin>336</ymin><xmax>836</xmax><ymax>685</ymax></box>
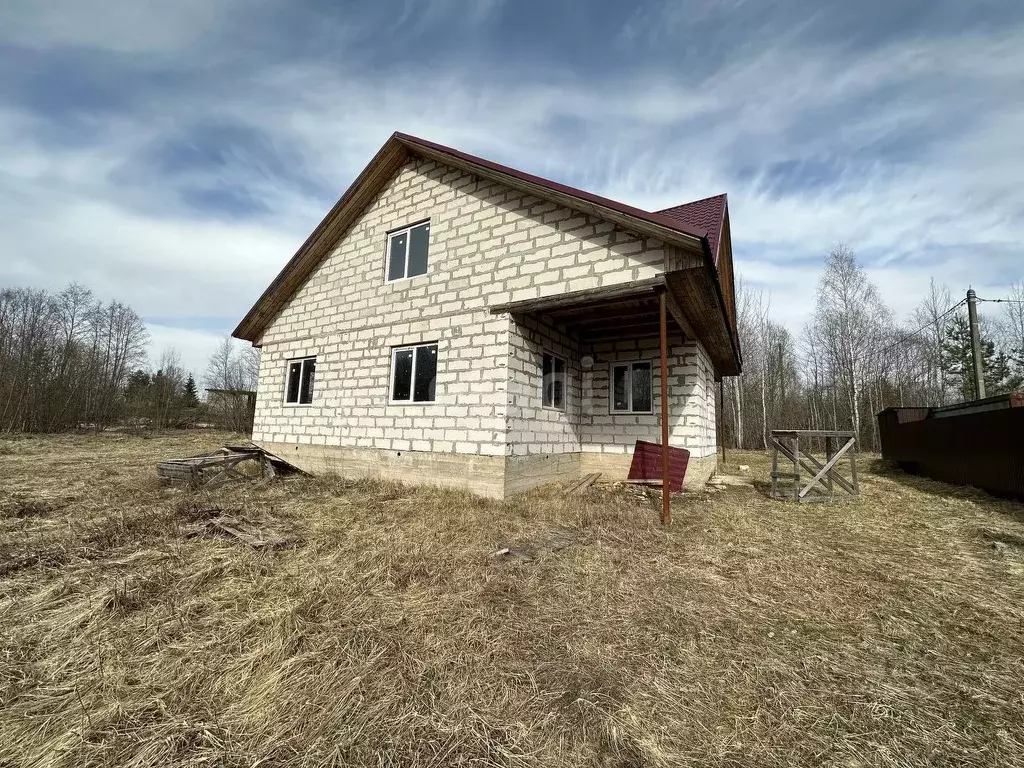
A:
<box><xmin>252</xmin><ymin>157</ymin><xmax>717</xmax><ymax>463</ymax></box>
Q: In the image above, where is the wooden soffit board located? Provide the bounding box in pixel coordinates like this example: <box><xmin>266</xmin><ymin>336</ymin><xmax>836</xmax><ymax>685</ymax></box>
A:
<box><xmin>665</xmin><ymin>267</ymin><xmax>741</xmax><ymax>377</ymax></box>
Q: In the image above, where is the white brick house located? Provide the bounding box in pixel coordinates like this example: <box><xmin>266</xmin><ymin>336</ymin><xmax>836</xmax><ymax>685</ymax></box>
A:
<box><xmin>233</xmin><ymin>133</ymin><xmax>741</xmax><ymax>498</ymax></box>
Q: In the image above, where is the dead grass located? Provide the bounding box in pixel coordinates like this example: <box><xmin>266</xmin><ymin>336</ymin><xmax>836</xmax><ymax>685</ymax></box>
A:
<box><xmin>2</xmin><ymin>432</ymin><xmax>1023</xmax><ymax>767</ymax></box>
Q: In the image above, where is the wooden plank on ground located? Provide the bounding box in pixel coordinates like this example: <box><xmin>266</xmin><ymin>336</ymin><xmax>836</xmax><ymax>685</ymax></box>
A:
<box><xmin>564</xmin><ymin>473</ymin><xmax>599</xmax><ymax>495</ymax></box>
<box><xmin>569</xmin><ymin>473</ymin><xmax>600</xmax><ymax>494</ymax></box>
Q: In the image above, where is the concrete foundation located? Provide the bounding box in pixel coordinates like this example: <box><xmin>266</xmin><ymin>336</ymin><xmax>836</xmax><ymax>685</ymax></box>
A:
<box><xmin>260</xmin><ymin>442</ymin><xmax>506</xmax><ymax>498</ymax></box>
<box><xmin>261</xmin><ymin>442</ymin><xmax>718</xmax><ymax>500</ymax></box>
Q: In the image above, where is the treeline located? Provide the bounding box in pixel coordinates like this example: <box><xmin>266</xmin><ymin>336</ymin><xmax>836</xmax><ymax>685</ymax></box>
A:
<box><xmin>0</xmin><ymin>284</ymin><xmax>259</xmax><ymax>434</ymax></box>
<box><xmin>0</xmin><ymin>285</ymin><xmax>147</xmax><ymax>432</ymax></box>
<box><xmin>723</xmin><ymin>245</ymin><xmax>1024</xmax><ymax>452</ymax></box>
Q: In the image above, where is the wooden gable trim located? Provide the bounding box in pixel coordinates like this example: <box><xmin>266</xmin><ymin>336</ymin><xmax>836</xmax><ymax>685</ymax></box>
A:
<box><xmin>232</xmin><ymin>139</ymin><xmax>409</xmax><ymax>343</ymax></box>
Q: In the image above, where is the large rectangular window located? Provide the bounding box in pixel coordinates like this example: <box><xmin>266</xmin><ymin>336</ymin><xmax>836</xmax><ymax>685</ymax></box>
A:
<box><xmin>390</xmin><ymin>343</ymin><xmax>438</xmax><ymax>403</ymax></box>
<box><xmin>611</xmin><ymin>361</ymin><xmax>652</xmax><ymax>413</ymax></box>
<box><xmin>542</xmin><ymin>352</ymin><xmax>566</xmax><ymax>410</ymax></box>
<box><xmin>285</xmin><ymin>357</ymin><xmax>316</xmax><ymax>405</ymax></box>
<box><xmin>386</xmin><ymin>221</ymin><xmax>430</xmax><ymax>282</ymax></box>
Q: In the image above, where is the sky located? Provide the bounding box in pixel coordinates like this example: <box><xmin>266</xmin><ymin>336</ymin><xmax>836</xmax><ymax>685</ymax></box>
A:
<box><xmin>2</xmin><ymin>0</ymin><xmax>1023</xmax><ymax>378</ymax></box>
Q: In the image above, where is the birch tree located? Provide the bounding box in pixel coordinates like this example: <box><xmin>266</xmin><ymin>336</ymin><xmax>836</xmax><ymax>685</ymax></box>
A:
<box><xmin>810</xmin><ymin>244</ymin><xmax>891</xmax><ymax>445</ymax></box>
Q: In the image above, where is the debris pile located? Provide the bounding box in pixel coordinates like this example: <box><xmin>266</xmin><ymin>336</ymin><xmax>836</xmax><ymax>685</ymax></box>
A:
<box><xmin>156</xmin><ymin>444</ymin><xmax>296</xmax><ymax>489</ymax></box>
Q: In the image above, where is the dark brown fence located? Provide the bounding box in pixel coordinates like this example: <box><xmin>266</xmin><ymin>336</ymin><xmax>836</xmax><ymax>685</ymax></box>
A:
<box><xmin>877</xmin><ymin>394</ymin><xmax>1024</xmax><ymax>499</ymax></box>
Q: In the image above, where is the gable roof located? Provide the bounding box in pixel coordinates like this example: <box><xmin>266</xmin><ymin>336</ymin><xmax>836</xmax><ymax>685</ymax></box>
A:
<box><xmin>232</xmin><ymin>132</ymin><xmax>733</xmax><ymax>348</ymax></box>
<box><xmin>399</xmin><ymin>133</ymin><xmax>711</xmax><ymax>242</ymax></box>
<box><xmin>656</xmin><ymin>194</ymin><xmax>728</xmax><ymax>265</ymax></box>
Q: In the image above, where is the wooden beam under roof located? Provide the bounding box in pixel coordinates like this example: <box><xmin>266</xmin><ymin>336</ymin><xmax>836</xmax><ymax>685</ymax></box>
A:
<box><xmin>489</xmin><ymin>277</ymin><xmax>663</xmax><ymax>316</ymax></box>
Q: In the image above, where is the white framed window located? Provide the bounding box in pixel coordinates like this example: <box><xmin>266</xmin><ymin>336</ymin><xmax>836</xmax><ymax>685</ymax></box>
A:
<box><xmin>611</xmin><ymin>361</ymin><xmax>653</xmax><ymax>414</ymax></box>
<box><xmin>541</xmin><ymin>352</ymin><xmax>566</xmax><ymax>410</ymax></box>
<box><xmin>285</xmin><ymin>357</ymin><xmax>316</xmax><ymax>405</ymax></box>
<box><xmin>390</xmin><ymin>343</ymin><xmax>438</xmax><ymax>403</ymax></box>
<box><xmin>386</xmin><ymin>220</ymin><xmax>430</xmax><ymax>282</ymax></box>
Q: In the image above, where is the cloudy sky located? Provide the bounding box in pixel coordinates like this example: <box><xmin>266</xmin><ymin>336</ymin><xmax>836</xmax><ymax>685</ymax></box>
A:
<box><xmin>2</xmin><ymin>0</ymin><xmax>1022</xmax><ymax>377</ymax></box>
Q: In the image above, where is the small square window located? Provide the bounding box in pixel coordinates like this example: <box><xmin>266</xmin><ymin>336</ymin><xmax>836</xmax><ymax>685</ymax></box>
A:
<box><xmin>542</xmin><ymin>352</ymin><xmax>566</xmax><ymax>410</ymax></box>
<box><xmin>285</xmin><ymin>357</ymin><xmax>316</xmax><ymax>405</ymax></box>
<box><xmin>610</xmin><ymin>361</ymin><xmax>652</xmax><ymax>413</ymax></box>
<box><xmin>391</xmin><ymin>343</ymin><xmax>438</xmax><ymax>403</ymax></box>
<box><xmin>386</xmin><ymin>221</ymin><xmax>430</xmax><ymax>282</ymax></box>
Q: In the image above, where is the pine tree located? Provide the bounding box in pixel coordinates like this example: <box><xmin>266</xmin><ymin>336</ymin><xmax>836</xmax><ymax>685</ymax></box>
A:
<box><xmin>183</xmin><ymin>373</ymin><xmax>200</xmax><ymax>407</ymax></box>
<box><xmin>941</xmin><ymin>314</ymin><xmax>1022</xmax><ymax>400</ymax></box>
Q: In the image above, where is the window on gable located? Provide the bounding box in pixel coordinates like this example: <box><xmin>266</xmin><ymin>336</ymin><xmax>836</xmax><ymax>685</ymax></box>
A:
<box><xmin>391</xmin><ymin>343</ymin><xmax>438</xmax><ymax>403</ymax></box>
<box><xmin>285</xmin><ymin>357</ymin><xmax>316</xmax><ymax>405</ymax></box>
<box><xmin>542</xmin><ymin>352</ymin><xmax>566</xmax><ymax>410</ymax></box>
<box><xmin>386</xmin><ymin>221</ymin><xmax>430</xmax><ymax>282</ymax></box>
<box><xmin>611</xmin><ymin>361</ymin><xmax>652</xmax><ymax>413</ymax></box>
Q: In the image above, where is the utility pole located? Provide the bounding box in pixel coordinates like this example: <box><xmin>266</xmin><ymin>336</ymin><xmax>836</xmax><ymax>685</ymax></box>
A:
<box><xmin>967</xmin><ymin>288</ymin><xmax>986</xmax><ymax>400</ymax></box>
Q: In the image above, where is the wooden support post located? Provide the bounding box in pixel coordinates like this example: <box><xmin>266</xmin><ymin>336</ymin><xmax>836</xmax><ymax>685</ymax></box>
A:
<box><xmin>791</xmin><ymin>436</ymin><xmax>800</xmax><ymax>501</ymax></box>
<box><xmin>770</xmin><ymin>436</ymin><xmax>779</xmax><ymax>498</ymax></box>
<box><xmin>659</xmin><ymin>289</ymin><xmax>671</xmax><ymax>526</ymax></box>
<box><xmin>825</xmin><ymin>436</ymin><xmax>833</xmax><ymax>494</ymax></box>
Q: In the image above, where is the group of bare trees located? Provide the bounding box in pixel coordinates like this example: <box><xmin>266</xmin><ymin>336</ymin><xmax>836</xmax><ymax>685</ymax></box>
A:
<box><xmin>722</xmin><ymin>246</ymin><xmax>1024</xmax><ymax>452</ymax></box>
<box><xmin>1</xmin><ymin>283</ymin><xmax>261</xmax><ymax>434</ymax></box>
<box><xmin>0</xmin><ymin>285</ymin><xmax>148</xmax><ymax>432</ymax></box>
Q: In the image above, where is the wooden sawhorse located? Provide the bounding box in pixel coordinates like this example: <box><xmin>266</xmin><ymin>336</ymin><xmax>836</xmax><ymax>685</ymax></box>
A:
<box><xmin>769</xmin><ymin>430</ymin><xmax>859</xmax><ymax>502</ymax></box>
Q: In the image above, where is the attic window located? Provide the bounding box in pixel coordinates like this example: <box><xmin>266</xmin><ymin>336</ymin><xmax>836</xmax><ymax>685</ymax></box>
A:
<box><xmin>386</xmin><ymin>221</ymin><xmax>430</xmax><ymax>282</ymax></box>
<box><xmin>285</xmin><ymin>357</ymin><xmax>316</xmax><ymax>405</ymax></box>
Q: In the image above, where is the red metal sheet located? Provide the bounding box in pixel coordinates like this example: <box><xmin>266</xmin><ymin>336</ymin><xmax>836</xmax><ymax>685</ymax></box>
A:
<box><xmin>627</xmin><ymin>440</ymin><xmax>690</xmax><ymax>491</ymax></box>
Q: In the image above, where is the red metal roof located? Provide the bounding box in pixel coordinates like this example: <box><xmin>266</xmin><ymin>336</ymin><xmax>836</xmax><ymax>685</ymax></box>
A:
<box><xmin>234</xmin><ymin>132</ymin><xmax>734</xmax><ymax>349</ymax></box>
<box><xmin>656</xmin><ymin>194</ymin><xmax>728</xmax><ymax>264</ymax></box>
<box><xmin>394</xmin><ymin>133</ymin><xmax>715</xmax><ymax>245</ymax></box>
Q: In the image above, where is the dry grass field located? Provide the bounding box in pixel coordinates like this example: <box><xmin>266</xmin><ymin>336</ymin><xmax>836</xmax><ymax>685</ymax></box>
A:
<box><xmin>2</xmin><ymin>431</ymin><xmax>1023</xmax><ymax>767</ymax></box>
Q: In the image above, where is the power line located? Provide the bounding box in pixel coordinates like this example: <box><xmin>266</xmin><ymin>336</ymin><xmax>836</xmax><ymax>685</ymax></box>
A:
<box><xmin>978</xmin><ymin>297</ymin><xmax>1024</xmax><ymax>305</ymax></box>
<box><xmin>874</xmin><ymin>298</ymin><xmax>967</xmax><ymax>357</ymax></box>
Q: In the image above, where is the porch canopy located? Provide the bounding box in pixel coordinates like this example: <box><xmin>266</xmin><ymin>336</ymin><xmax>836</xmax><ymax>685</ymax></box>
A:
<box><xmin>489</xmin><ymin>273</ymin><xmax>740</xmax><ymax>378</ymax></box>
<box><xmin>490</xmin><ymin>271</ymin><xmax>738</xmax><ymax>526</ymax></box>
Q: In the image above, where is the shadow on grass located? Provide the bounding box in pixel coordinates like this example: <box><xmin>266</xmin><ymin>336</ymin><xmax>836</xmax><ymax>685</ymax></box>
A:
<box><xmin>867</xmin><ymin>458</ymin><xmax>1024</xmax><ymax>522</ymax></box>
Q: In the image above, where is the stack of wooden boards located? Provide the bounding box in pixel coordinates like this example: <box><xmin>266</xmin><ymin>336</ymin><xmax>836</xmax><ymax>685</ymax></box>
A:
<box><xmin>156</xmin><ymin>444</ymin><xmax>295</xmax><ymax>489</ymax></box>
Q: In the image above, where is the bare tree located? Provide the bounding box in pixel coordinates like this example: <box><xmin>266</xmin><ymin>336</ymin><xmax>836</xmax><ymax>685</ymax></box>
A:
<box><xmin>911</xmin><ymin>278</ymin><xmax>954</xmax><ymax>405</ymax></box>
<box><xmin>153</xmin><ymin>347</ymin><xmax>186</xmax><ymax>427</ymax></box>
<box><xmin>810</xmin><ymin>244</ymin><xmax>892</xmax><ymax>445</ymax></box>
<box><xmin>0</xmin><ymin>284</ymin><xmax>148</xmax><ymax>432</ymax></box>
<box><xmin>998</xmin><ymin>281</ymin><xmax>1024</xmax><ymax>366</ymax></box>
<box><xmin>204</xmin><ymin>337</ymin><xmax>260</xmax><ymax>391</ymax></box>
<box><xmin>204</xmin><ymin>336</ymin><xmax>260</xmax><ymax>434</ymax></box>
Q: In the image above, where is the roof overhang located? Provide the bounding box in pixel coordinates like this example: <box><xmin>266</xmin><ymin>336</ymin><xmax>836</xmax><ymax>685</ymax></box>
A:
<box><xmin>492</xmin><ymin>271</ymin><xmax>741</xmax><ymax>378</ymax></box>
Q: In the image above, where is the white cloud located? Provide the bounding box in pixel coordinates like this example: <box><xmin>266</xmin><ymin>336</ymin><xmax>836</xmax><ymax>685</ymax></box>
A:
<box><xmin>0</xmin><ymin>0</ymin><xmax>241</xmax><ymax>55</ymax></box>
<box><xmin>1</xmin><ymin>3</ymin><xmax>1022</xmax><ymax>358</ymax></box>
